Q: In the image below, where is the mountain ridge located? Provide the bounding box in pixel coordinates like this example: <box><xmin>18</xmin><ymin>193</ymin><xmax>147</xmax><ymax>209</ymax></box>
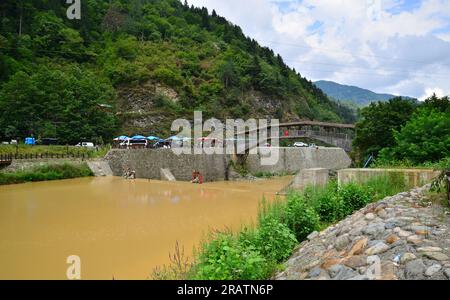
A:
<box><xmin>314</xmin><ymin>80</ymin><xmax>414</xmax><ymax>106</ymax></box>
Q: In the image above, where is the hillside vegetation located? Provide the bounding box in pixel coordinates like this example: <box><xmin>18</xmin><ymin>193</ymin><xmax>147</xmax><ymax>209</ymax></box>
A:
<box><xmin>353</xmin><ymin>94</ymin><xmax>450</xmax><ymax>166</ymax></box>
<box><xmin>0</xmin><ymin>0</ymin><xmax>355</xmax><ymax>144</ymax></box>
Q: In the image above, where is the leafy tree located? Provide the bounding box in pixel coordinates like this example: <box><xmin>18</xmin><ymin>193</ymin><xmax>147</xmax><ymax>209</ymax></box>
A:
<box><xmin>218</xmin><ymin>59</ymin><xmax>238</xmax><ymax>89</ymax></box>
<box><xmin>379</xmin><ymin>99</ymin><xmax>450</xmax><ymax>164</ymax></box>
<box><xmin>422</xmin><ymin>93</ymin><xmax>450</xmax><ymax>113</ymax></box>
<box><xmin>0</xmin><ymin>65</ymin><xmax>117</xmax><ymax>144</ymax></box>
<box><xmin>353</xmin><ymin>97</ymin><xmax>418</xmax><ymax>159</ymax></box>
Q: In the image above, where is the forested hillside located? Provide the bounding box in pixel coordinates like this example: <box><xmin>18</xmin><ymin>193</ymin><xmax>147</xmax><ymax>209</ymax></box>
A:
<box><xmin>0</xmin><ymin>0</ymin><xmax>355</xmax><ymax>144</ymax></box>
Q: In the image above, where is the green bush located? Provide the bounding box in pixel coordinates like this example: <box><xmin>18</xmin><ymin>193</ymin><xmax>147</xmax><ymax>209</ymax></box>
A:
<box><xmin>191</xmin><ymin>231</ymin><xmax>272</xmax><ymax>280</ymax></box>
<box><xmin>315</xmin><ymin>193</ymin><xmax>345</xmax><ymax>224</ymax></box>
<box><xmin>338</xmin><ymin>183</ymin><xmax>373</xmax><ymax>215</ymax></box>
<box><xmin>284</xmin><ymin>192</ymin><xmax>320</xmax><ymax>241</ymax></box>
<box><xmin>304</xmin><ymin>182</ymin><xmax>342</xmax><ymax>223</ymax></box>
<box><xmin>254</xmin><ymin>217</ymin><xmax>297</xmax><ymax>262</ymax></box>
<box><xmin>0</xmin><ymin>163</ymin><xmax>93</xmax><ymax>185</ymax></box>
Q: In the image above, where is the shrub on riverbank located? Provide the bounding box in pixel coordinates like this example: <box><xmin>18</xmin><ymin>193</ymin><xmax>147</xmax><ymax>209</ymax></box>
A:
<box><xmin>0</xmin><ymin>163</ymin><xmax>93</xmax><ymax>185</ymax></box>
<box><xmin>153</xmin><ymin>173</ymin><xmax>415</xmax><ymax>280</ymax></box>
<box><xmin>0</xmin><ymin>145</ymin><xmax>110</xmax><ymax>159</ymax></box>
<box><xmin>191</xmin><ymin>230</ymin><xmax>274</xmax><ymax>280</ymax></box>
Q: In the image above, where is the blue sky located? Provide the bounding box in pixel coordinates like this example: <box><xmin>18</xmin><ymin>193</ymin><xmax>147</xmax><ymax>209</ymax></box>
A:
<box><xmin>188</xmin><ymin>0</ymin><xmax>450</xmax><ymax>99</ymax></box>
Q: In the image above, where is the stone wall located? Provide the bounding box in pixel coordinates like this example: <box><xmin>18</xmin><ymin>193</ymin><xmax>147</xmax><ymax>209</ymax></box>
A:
<box><xmin>105</xmin><ymin>149</ymin><xmax>232</xmax><ymax>182</ymax></box>
<box><xmin>105</xmin><ymin>147</ymin><xmax>352</xmax><ymax>182</ymax></box>
<box><xmin>338</xmin><ymin>169</ymin><xmax>440</xmax><ymax>187</ymax></box>
<box><xmin>246</xmin><ymin>147</ymin><xmax>352</xmax><ymax>174</ymax></box>
<box><xmin>276</xmin><ymin>185</ymin><xmax>450</xmax><ymax>280</ymax></box>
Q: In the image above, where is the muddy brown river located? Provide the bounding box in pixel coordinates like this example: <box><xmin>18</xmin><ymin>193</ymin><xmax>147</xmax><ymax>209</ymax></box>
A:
<box><xmin>0</xmin><ymin>176</ymin><xmax>291</xmax><ymax>279</ymax></box>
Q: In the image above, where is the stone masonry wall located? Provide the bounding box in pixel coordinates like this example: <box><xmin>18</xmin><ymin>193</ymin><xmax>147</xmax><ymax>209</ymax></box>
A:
<box><xmin>105</xmin><ymin>147</ymin><xmax>352</xmax><ymax>182</ymax></box>
<box><xmin>105</xmin><ymin>149</ymin><xmax>232</xmax><ymax>182</ymax></box>
<box><xmin>276</xmin><ymin>185</ymin><xmax>450</xmax><ymax>280</ymax></box>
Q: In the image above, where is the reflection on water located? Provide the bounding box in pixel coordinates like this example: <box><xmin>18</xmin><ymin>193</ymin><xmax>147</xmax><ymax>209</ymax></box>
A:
<box><xmin>0</xmin><ymin>176</ymin><xmax>291</xmax><ymax>279</ymax></box>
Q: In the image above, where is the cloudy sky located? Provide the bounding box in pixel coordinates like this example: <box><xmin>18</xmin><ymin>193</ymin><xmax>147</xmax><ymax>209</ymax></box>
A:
<box><xmin>187</xmin><ymin>0</ymin><xmax>450</xmax><ymax>100</ymax></box>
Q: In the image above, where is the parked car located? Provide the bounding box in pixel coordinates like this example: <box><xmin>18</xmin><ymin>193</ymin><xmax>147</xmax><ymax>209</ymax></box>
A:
<box><xmin>120</xmin><ymin>139</ymin><xmax>148</xmax><ymax>149</ymax></box>
<box><xmin>76</xmin><ymin>142</ymin><xmax>95</xmax><ymax>148</ymax></box>
<box><xmin>294</xmin><ymin>142</ymin><xmax>308</xmax><ymax>147</ymax></box>
<box><xmin>309</xmin><ymin>143</ymin><xmax>318</xmax><ymax>148</ymax></box>
<box><xmin>10</xmin><ymin>139</ymin><xmax>18</xmax><ymax>145</ymax></box>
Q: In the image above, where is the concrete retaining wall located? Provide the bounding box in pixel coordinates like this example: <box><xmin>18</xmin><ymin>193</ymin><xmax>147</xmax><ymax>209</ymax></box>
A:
<box><xmin>291</xmin><ymin>168</ymin><xmax>330</xmax><ymax>190</ymax></box>
<box><xmin>246</xmin><ymin>147</ymin><xmax>352</xmax><ymax>174</ymax></box>
<box><xmin>105</xmin><ymin>147</ymin><xmax>352</xmax><ymax>182</ymax></box>
<box><xmin>338</xmin><ymin>168</ymin><xmax>440</xmax><ymax>187</ymax></box>
<box><xmin>105</xmin><ymin>149</ymin><xmax>232</xmax><ymax>182</ymax></box>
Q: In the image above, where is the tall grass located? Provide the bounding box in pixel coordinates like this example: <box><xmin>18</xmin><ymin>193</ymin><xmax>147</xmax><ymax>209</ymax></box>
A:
<box><xmin>0</xmin><ymin>163</ymin><xmax>94</xmax><ymax>185</ymax></box>
<box><xmin>364</xmin><ymin>172</ymin><xmax>409</xmax><ymax>200</ymax></box>
<box><xmin>153</xmin><ymin>173</ymin><xmax>415</xmax><ymax>280</ymax></box>
<box><xmin>0</xmin><ymin>145</ymin><xmax>110</xmax><ymax>158</ymax></box>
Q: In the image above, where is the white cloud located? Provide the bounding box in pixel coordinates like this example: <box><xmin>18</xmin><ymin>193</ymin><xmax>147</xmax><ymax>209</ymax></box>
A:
<box><xmin>187</xmin><ymin>0</ymin><xmax>450</xmax><ymax>98</ymax></box>
<box><xmin>420</xmin><ymin>87</ymin><xmax>446</xmax><ymax>101</ymax></box>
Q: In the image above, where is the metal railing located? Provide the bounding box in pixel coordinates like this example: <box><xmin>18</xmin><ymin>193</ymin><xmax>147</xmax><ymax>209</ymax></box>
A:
<box><xmin>280</xmin><ymin>130</ymin><xmax>354</xmax><ymax>140</ymax></box>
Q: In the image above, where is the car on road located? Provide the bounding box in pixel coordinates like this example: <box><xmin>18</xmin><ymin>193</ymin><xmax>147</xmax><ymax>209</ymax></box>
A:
<box><xmin>76</xmin><ymin>142</ymin><xmax>95</xmax><ymax>148</ymax></box>
<box><xmin>293</xmin><ymin>142</ymin><xmax>308</xmax><ymax>147</ymax></box>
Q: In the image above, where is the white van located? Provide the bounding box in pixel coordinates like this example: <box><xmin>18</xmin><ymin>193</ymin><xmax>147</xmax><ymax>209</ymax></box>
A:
<box><xmin>76</xmin><ymin>142</ymin><xmax>95</xmax><ymax>148</ymax></box>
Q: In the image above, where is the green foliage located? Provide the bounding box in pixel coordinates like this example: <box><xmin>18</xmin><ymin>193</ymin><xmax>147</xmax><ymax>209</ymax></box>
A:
<box><xmin>379</xmin><ymin>106</ymin><xmax>450</xmax><ymax>164</ymax></box>
<box><xmin>0</xmin><ymin>0</ymin><xmax>355</xmax><ymax>145</ymax></box>
<box><xmin>0</xmin><ymin>65</ymin><xmax>118</xmax><ymax>144</ymax></box>
<box><xmin>338</xmin><ymin>183</ymin><xmax>373</xmax><ymax>215</ymax></box>
<box><xmin>284</xmin><ymin>192</ymin><xmax>321</xmax><ymax>241</ymax></box>
<box><xmin>305</xmin><ymin>182</ymin><xmax>344</xmax><ymax>223</ymax></box>
<box><xmin>0</xmin><ymin>163</ymin><xmax>93</xmax><ymax>185</ymax></box>
<box><xmin>364</xmin><ymin>173</ymin><xmax>408</xmax><ymax>200</ymax></box>
<box><xmin>353</xmin><ymin>97</ymin><xmax>418</xmax><ymax>160</ymax></box>
<box><xmin>191</xmin><ymin>231</ymin><xmax>272</xmax><ymax>280</ymax></box>
<box><xmin>354</xmin><ymin>94</ymin><xmax>449</xmax><ymax>166</ymax></box>
<box><xmin>430</xmin><ymin>157</ymin><xmax>450</xmax><ymax>193</ymax></box>
<box><xmin>152</xmin><ymin>67</ymin><xmax>184</xmax><ymax>87</ymax></box>
<box><xmin>254</xmin><ymin>217</ymin><xmax>298</xmax><ymax>262</ymax></box>
<box><xmin>0</xmin><ymin>145</ymin><xmax>110</xmax><ymax>158</ymax></box>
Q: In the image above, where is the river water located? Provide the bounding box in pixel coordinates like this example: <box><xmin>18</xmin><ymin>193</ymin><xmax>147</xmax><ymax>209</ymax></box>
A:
<box><xmin>0</xmin><ymin>176</ymin><xmax>291</xmax><ymax>279</ymax></box>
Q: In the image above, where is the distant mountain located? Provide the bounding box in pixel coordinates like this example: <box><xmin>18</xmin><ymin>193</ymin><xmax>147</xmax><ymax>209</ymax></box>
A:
<box><xmin>314</xmin><ymin>80</ymin><xmax>413</xmax><ymax>106</ymax></box>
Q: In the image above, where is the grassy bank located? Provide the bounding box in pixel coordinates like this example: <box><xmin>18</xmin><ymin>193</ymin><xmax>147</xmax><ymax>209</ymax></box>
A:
<box><xmin>153</xmin><ymin>174</ymin><xmax>415</xmax><ymax>280</ymax></box>
<box><xmin>0</xmin><ymin>145</ymin><xmax>111</xmax><ymax>159</ymax></box>
<box><xmin>0</xmin><ymin>163</ymin><xmax>94</xmax><ymax>185</ymax></box>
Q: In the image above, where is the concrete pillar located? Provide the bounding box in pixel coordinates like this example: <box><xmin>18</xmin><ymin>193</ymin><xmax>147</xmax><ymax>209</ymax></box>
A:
<box><xmin>291</xmin><ymin>168</ymin><xmax>330</xmax><ymax>190</ymax></box>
